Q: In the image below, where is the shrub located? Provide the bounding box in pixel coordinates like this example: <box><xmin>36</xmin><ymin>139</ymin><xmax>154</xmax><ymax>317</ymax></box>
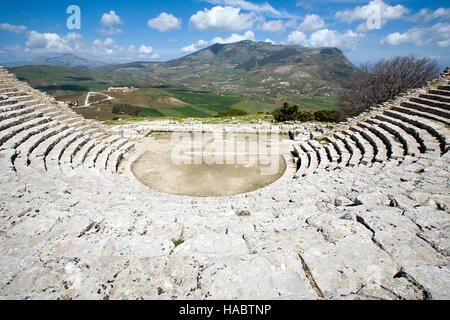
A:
<box><xmin>314</xmin><ymin>110</ymin><xmax>340</xmax><ymax>122</ymax></box>
<box><xmin>272</xmin><ymin>102</ymin><xmax>299</xmax><ymax>122</ymax></box>
<box><xmin>339</xmin><ymin>56</ymin><xmax>440</xmax><ymax>118</ymax></box>
<box><xmin>215</xmin><ymin>109</ymin><xmax>248</xmax><ymax>117</ymax></box>
<box><xmin>111</xmin><ymin>103</ymin><xmax>140</xmax><ymax>117</ymax></box>
<box><xmin>297</xmin><ymin>111</ymin><xmax>315</xmax><ymax>122</ymax></box>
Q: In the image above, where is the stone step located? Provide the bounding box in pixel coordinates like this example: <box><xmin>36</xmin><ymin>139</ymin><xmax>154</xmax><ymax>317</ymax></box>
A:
<box><xmin>383</xmin><ymin>109</ymin><xmax>449</xmax><ymax>155</ymax></box>
<box><xmin>294</xmin><ymin>150</ymin><xmax>308</xmax><ymax>178</ymax></box>
<box><xmin>368</xmin><ymin>118</ymin><xmax>420</xmax><ymax>157</ymax></box>
<box><xmin>350</xmin><ymin>126</ymin><xmax>387</xmax><ymax>163</ymax></box>
<box><xmin>0</xmin><ymin>103</ymin><xmax>48</xmax><ymax>122</ymax></box>
<box><xmin>0</xmin><ymin>98</ymin><xmax>19</xmax><ymax>107</ymax></box>
<box><xmin>45</xmin><ymin>131</ymin><xmax>86</xmax><ymax>173</ymax></box>
<box><xmin>308</xmin><ymin>140</ymin><xmax>330</xmax><ymax>170</ymax></box>
<box><xmin>83</xmin><ymin>135</ymin><xmax>122</xmax><ymax>169</ymax></box>
<box><xmin>0</xmin><ymin>117</ymin><xmax>50</xmax><ymax>148</ymax></box>
<box><xmin>334</xmin><ymin>132</ymin><xmax>362</xmax><ymax>167</ymax></box>
<box><xmin>13</xmin><ymin>123</ymin><xmax>69</xmax><ymax>172</ymax></box>
<box><xmin>437</xmin><ymin>85</ymin><xmax>450</xmax><ymax>92</ymax></box>
<box><xmin>71</xmin><ymin>134</ymin><xmax>111</xmax><ymax>168</ymax></box>
<box><xmin>0</xmin><ymin>100</ymin><xmax>42</xmax><ymax>112</ymax></box>
<box><xmin>0</xmin><ymin>121</ymin><xmax>52</xmax><ymax>151</ymax></box>
<box><xmin>0</xmin><ymin>109</ymin><xmax>45</xmax><ymax>132</ymax></box>
<box><xmin>344</xmin><ymin>130</ymin><xmax>373</xmax><ymax>166</ymax></box>
<box><xmin>63</xmin><ymin>131</ymin><xmax>106</xmax><ymax>168</ymax></box>
<box><xmin>0</xmin><ymin>149</ymin><xmax>17</xmax><ymax>173</ymax></box>
<box><xmin>107</xmin><ymin>142</ymin><xmax>135</xmax><ymax>173</ymax></box>
<box><xmin>401</xmin><ymin>101</ymin><xmax>450</xmax><ymax>119</ymax></box>
<box><xmin>392</xmin><ymin>105</ymin><xmax>450</xmax><ymax>126</ymax></box>
<box><xmin>420</xmin><ymin>93</ymin><xmax>450</xmax><ymax>104</ymax></box>
<box><xmin>327</xmin><ymin>136</ymin><xmax>350</xmax><ymax>168</ymax></box>
<box><xmin>375</xmin><ymin>114</ymin><xmax>437</xmax><ymax>154</ymax></box>
<box><xmin>29</xmin><ymin>127</ymin><xmax>77</xmax><ymax>171</ymax></box>
<box><xmin>324</xmin><ymin>142</ymin><xmax>340</xmax><ymax>170</ymax></box>
<box><xmin>429</xmin><ymin>89</ymin><xmax>450</xmax><ymax>97</ymax></box>
<box><xmin>96</xmin><ymin>139</ymin><xmax>129</xmax><ymax>170</ymax></box>
<box><xmin>358</xmin><ymin>122</ymin><xmax>403</xmax><ymax>160</ymax></box>
<box><xmin>299</xmin><ymin>141</ymin><xmax>319</xmax><ymax>175</ymax></box>
<box><xmin>410</xmin><ymin>97</ymin><xmax>450</xmax><ymax>111</ymax></box>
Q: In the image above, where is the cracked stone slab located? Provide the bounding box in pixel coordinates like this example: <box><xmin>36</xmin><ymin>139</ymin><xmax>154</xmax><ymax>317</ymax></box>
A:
<box><xmin>243</xmin><ymin>227</ymin><xmax>327</xmax><ymax>254</ymax></box>
<box><xmin>403</xmin><ymin>206</ymin><xmax>450</xmax><ymax>231</ymax></box>
<box><xmin>301</xmin><ymin>234</ymin><xmax>399</xmax><ymax>298</ymax></box>
<box><xmin>357</xmin><ymin>208</ymin><xmax>447</xmax><ymax>266</ymax></box>
<box><xmin>198</xmin><ymin>251</ymin><xmax>318</xmax><ymax>300</ymax></box>
<box><xmin>173</xmin><ymin>234</ymin><xmax>248</xmax><ymax>263</ymax></box>
<box><xmin>400</xmin><ymin>265</ymin><xmax>450</xmax><ymax>300</ymax></box>
<box><xmin>109</xmin><ymin>255</ymin><xmax>201</xmax><ymax>300</ymax></box>
<box><xmin>320</xmin><ymin>219</ymin><xmax>373</xmax><ymax>242</ymax></box>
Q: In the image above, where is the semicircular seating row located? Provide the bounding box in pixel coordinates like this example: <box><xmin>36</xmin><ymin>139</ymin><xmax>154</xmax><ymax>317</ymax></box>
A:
<box><xmin>0</xmin><ymin>67</ymin><xmax>134</xmax><ymax>178</ymax></box>
<box><xmin>293</xmin><ymin>67</ymin><xmax>450</xmax><ymax>178</ymax></box>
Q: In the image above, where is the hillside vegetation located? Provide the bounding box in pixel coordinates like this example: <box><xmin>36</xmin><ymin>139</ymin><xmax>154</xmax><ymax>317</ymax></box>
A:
<box><xmin>8</xmin><ymin>40</ymin><xmax>357</xmax><ymax>119</ymax></box>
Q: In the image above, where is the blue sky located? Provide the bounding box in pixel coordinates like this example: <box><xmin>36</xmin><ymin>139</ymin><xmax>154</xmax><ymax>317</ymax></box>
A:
<box><xmin>0</xmin><ymin>0</ymin><xmax>449</xmax><ymax>67</ymax></box>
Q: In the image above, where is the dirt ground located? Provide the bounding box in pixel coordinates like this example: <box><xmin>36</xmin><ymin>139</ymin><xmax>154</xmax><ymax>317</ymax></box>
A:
<box><xmin>131</xmin><ymin>132</ymin><xmax>291</xmax><ymax>197</ymax></box>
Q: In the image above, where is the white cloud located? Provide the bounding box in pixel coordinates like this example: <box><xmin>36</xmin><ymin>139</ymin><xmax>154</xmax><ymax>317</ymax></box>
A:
<box><xmin>0</xmin><ymin>23</ymin><xmax>27</xmax><ymax>34</ymax></box>
<box><xmin>100</xmin><ymin>10</ymin><xmax>123</xmax><ymax>35</ymax></box>
<box><xmin>258</xmin><ymin>20</ymin><xmax>285</xmax><ymax>33</ymax></box>
<box><xmin>181</xmin><ymin>39</ymin><xmax>210</xmax><ymax>53</ymax></box>
<box><xmin>410</xmin><ymin>8</ymin><xmax>450</xmax><ymax>23</ymax></box>
<box><xmin>381</xmin><ymin>22</ymin><xmax>450</xmax><ymax>48</ymax></box>
<box><xmin>181</xmin><ymin>30</ymin><xmax>255</xmax><ymax>53</ymax></box>
<box><xmin>25</xmin><ymin>31</ymin><xmax>84</xmax><ymax>53</ymax></box>
<box><xmin>92</xmin><ymin>38</ymin><xmax>121</xmax><ymax>55</ymax></box>
<box><xmin>297</xmin><ymin>14</ymin><xmax>326</xmax><ymax>33</ymax></box>
<box><xmin>264</xmin><ymin>38</ymin><xmax>275</xmax><ymax>45</ymax></box>
<box><xmin>189</xmin><ymin>6</ymin><xmax>260</xmax><ymax>31</ymax></box>
<box><xmin>288</xmin><ymin>29</ymin><xmax>362</xmax><ymax>50</ymax></box>
<box><xmin>148</xmin><ymin>12</ymin><xmax>182</xmax><ymax>32</ymax></box>
<box><xmin>101</xmin><ymin>10</ymin><xmax>122</xmax><ymax>26</ymax></box>
<box><xmin>287</xmin><ymin>31</ymin><xmax>307</xmax><ymax>45</ymax></box>
<box><xmin>336</xmin><ymin>0</ymin><xmax>409</xmax><ymax>27</ymax></box>
<box><xmin>381</xmin><ymin>28</ymin><xmax>424</xmax><ymax>46</ymax></box>
<box><xmin>204</xmin><ymin>0</ymin><xmax>281</xmax><ymax>16</ymax></box>
<box><xmin>138</xmin><ymin>45</ymin><xmax>153</xmax><ymax>54</ymax></box>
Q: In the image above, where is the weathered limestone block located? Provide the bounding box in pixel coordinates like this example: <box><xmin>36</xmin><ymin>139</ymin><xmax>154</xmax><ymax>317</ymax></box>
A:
<box><xmin>320</xmin><ymin>219</ymin><xmax>373</xmax><ymax>242</ymax></box>
<box><xmin>173</xmin><ymin>234</ymin><xmax>248</xmax><ymax>262</ymax></box>
<box><xmin>418</xmin><ymin>226</ymin><xmax>450</xmax><ymax>257</ymax></box>
<box><xmin>109</xmin><ymin>255</ymin><xmax>201</xmax><ymax>300</ymax></box>
<box><xmin>198</xmin><ymin>251</ymin><xmax>318</xmax><ymax>300</ymax></box>
<box><xmin>357</xmin><ymin>208</ymin><xmax>447</xmax><ymax>266</ymax></box>
<box><xmin>243</xmin><ymin>227</ymin><xmax>327</xmax><ymax>254</ymax></box>
<box><xmin>401</xmin><ymin>265</ymin><xmax>450</xmax><ymax>300</ymax></box>
<box><xmin>403</xmin><ymin>206</ymin><xmax>450</xmax><ymax>231</ymax></box>
<box><xmin>301</xmin><ymin>234</ymin><xmax>399</xmax><ymax>298</ymax></box>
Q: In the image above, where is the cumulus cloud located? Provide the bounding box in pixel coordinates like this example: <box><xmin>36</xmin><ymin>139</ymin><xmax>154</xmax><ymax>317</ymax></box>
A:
<box><xmin>0</xmin><ymin>23</ymin><xmax>27</xmax><ymax>34</ymax></box>
<box><xmin>148</xmin><ymin>12</ymin><xmax>182</xmax><ymax>32</ymax></box>
<box><xmin>409</xmin><ymin>8</ymin><xmax>450</xmax><ymax>23</ymax></box>
<box><xmin>101</xmin><ymin>10</ymin><xmax>122</xmax><ymax>26</ymax></box>
<box><xmin>297</xmin><ymin>14</ymin><xmax>326</xmax><ymax>33</ymax></box>
<box><xmin>381</xmin><ymin>22</ymin><xmax>450</xmax><ymax>48</ymax></box>
<box><xmin>181</xmin><ymin>30</ymin><xmax>255</xmax><ymax>53</ymax></box>
<box><xmin>138</xmin><ymin>45</ymin><xmax>153</xmax><ymax>54</ymax></box>
<box><xmin>204</xmin><ymin>0</ymin><xmax>281</xmax><ymax>16</ymax></box>
<box><xmin>99</xmin><ymin>10</ymin><xmax>123</xmax><ymax>35</ymax></box>
<box><xmin>258</xmin><ymin>20</ymin><xmax>285</xmax><ymax>33</ymax></box>
<box><xmin>189</xmin><ymin>6</ymin><xmax>260</xmax><ymax>31</ymax></box>
<box><xmin>336</xmin><ymin>0</ymin><xmax>409</xmax><ymax>28</ymax></box>
<box><xmin>264</xmin><ymin>38</ymin><xmax>275</xmax><ymax>45</ymax></box>
<box><xmin>287</xmin><ymin>29</ymin><xmax>362</xmax><ymax>50</ymax></box>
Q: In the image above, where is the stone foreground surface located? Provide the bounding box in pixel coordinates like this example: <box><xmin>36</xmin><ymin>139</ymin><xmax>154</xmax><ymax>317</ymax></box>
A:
<box><xmin>0</xmin><ymin>66</ymin><xmax>449</xmax><ymax>300</ymax></box>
